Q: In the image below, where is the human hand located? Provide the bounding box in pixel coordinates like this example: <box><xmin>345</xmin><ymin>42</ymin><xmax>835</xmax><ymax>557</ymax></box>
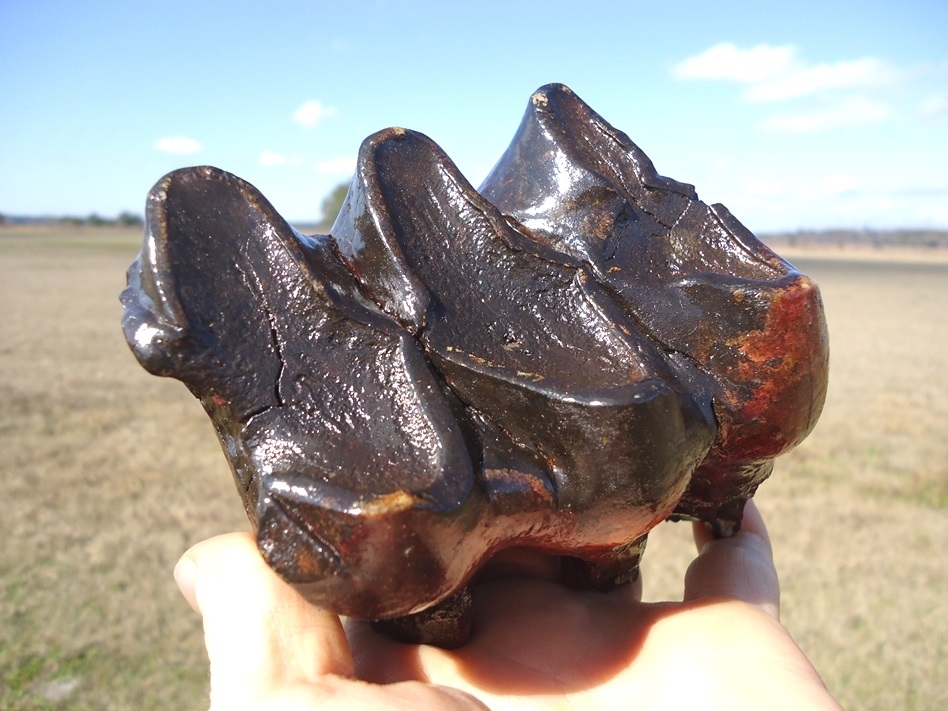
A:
<box><xmin>174</xmin><ymin>499</ymin><xmax>841</xmax><ymax>710</ymax></box>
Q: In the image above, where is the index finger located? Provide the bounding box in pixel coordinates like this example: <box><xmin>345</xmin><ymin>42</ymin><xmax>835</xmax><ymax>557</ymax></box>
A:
<box><xmin>682</xmin><ymin>499</ymin><xmax>780</xmax><ymax>618</ymax></box>
<box><xmin>691</xmin><ymin>498</ymin><xmax>773</xmax><ymax>556</ymax></box>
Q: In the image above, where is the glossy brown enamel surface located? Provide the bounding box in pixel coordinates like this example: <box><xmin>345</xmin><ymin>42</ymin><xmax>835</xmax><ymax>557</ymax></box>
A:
<box><xmin>121</xmin><ymin>84</ymin><xmax>828</xmax><ymax>645</ymax></box>
<box><xmin>481</xmin><ymin>84</ymin><xmax>829</xmax><ymax>533</ymax></box>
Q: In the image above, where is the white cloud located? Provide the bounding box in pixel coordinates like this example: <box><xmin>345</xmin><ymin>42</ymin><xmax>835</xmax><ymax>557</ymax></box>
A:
<box><xmin>293</xmin><ymin>100</ymin><xmax>337</xmax><ymax>129</ymax></box>
<box><xmin>816</xmin><ymin>174</ymin><xmax>859</xmax><ymax>196</ymax></box>
<box><xmin>259</xmin><ymin>150</ymin><xmax>288</xmax><ymax>166</ymax></box>
<box><xmin>154</xmin><ymin>136</ymin><xmax>202</xmax><ymax>154</ymax></box>
<box><xmin>675</xmin><ymin>44</ymin><xmax>902</xmax><ymax>133</ymax></box>
<box><xmin>761</xmin><ymin>97</ymin><xmax>893</xmax><ymax>132</ymax></box>
<box><xmin>919</xmin><ymin>94</ymin><xmax>947</xmax><ymax>118</ymax></box>
<box><xmin>742</xmin><ymin>177</ymin><xmax>783</xmax><ymax>198</ymax></box>
<box><xmin>329</xmin><ymin>37</ymin><xmax>349</xmax><ymax>53</ymax></box>
<box><xmin>675</xmin><ymin>43</ymin><xmax>898</xmax><ymax>106</ymax></box>
<box><xmin>314</xmin><ymin>156</ymin><xmax>356</xmax><ymax>174</ymax></box>
<box><xmin>747</xmin><ymin>57</ymin><xmax>897</xmax><ymax>102</ymax></box>
<box><xmin>673</xmin><ymin>42</ymin><xmax>795</xmax><ymax>83</ymax></box>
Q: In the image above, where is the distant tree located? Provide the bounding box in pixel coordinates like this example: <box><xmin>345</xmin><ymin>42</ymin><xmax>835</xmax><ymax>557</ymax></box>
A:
<box><xmin>319</xmin><ymin>181</ymin><xmax>350</xmax><ymax>227</ymax></box>
<box><xmin>0</xmin><ymin>213</ymin><xmax>7</xmax><ymax>226</ymax></box>
<box><xmin>86</xmin><ymin>213</ymin><xmax>108</xmax><ymax>227</ymax></box>
<box><xmin>117</xmin><ymin>211</ymin><xmax>144</xmax><ymax>227</ymax></box>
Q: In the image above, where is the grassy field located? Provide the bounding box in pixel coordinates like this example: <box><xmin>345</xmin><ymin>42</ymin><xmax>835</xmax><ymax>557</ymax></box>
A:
<box><xmin>2</xmin><ymin>226</ymin><xmax>946</xmax><ymax>709</ymax></box>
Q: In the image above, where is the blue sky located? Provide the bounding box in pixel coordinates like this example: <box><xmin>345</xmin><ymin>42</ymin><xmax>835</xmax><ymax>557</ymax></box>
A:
<box><xmin>2</xmin><ymin>0</ymin><xmax>946</xmax><ymax>232</ymax></box>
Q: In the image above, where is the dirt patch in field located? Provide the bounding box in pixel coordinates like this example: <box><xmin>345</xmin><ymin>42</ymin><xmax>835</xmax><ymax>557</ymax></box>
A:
<box><xmin>2</xmin><ymin>229</ymin><xmax>946</xmax><ymax>709</ymax></box>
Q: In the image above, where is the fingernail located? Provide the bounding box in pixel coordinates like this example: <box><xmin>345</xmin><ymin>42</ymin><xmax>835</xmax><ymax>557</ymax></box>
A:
<box><xmin>174</xmin><ymin>555</ymin><xmax>199</xmax><ymax>611</ymax></box>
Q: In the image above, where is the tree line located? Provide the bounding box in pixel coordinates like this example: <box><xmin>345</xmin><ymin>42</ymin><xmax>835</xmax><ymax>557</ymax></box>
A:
<box><xmin>0</xmin><ymin>212</ymin><xmax>144</xmax><ymax>228</ymax></box>
<box><xmin>762</xmin><ymin>228</ymin><xmax>948</xmax><ymax>249</ymax></box>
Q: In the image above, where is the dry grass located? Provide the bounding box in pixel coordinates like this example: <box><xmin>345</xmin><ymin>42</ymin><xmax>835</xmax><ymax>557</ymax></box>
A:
<box><xmin>2</xmin><ymin>227</ymin><xmax>946</xmax><ymax>709</ymax></box>
<box><xmin>1</xmin><ymin>227</ymin><xmax>247</xmax><ymax>710</ymax></box>
<box><xmin>642</xmin><ymin>253</ymin><xmax>948</xmax><ymax>710</ymax></box>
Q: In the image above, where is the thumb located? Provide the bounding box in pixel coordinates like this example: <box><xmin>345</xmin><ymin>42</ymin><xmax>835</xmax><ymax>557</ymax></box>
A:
<box><xmin>175</xmin><ymin>532</ymin><xmax>355</xmax><ymax>708</ymax></box>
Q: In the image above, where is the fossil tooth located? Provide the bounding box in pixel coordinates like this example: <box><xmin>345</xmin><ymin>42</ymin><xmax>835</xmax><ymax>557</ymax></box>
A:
<box><xmin>122</xmin><ymin>166</ymin><xmax>482</xmax><ymax>619</ymax></box>
<box><xmin>122</xmin><ymin>85</ymin><xmax>828</xmax><ymax>646</ymax></box>
<box><xmin>330</xmin><ymin>127</ymin><xmax>715</xmax><ymax>512</ymax></box>
<box><xmin>481</xmin><ymin>83</ymin><xmax>830</xmax><ymax>533</ymax></box>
